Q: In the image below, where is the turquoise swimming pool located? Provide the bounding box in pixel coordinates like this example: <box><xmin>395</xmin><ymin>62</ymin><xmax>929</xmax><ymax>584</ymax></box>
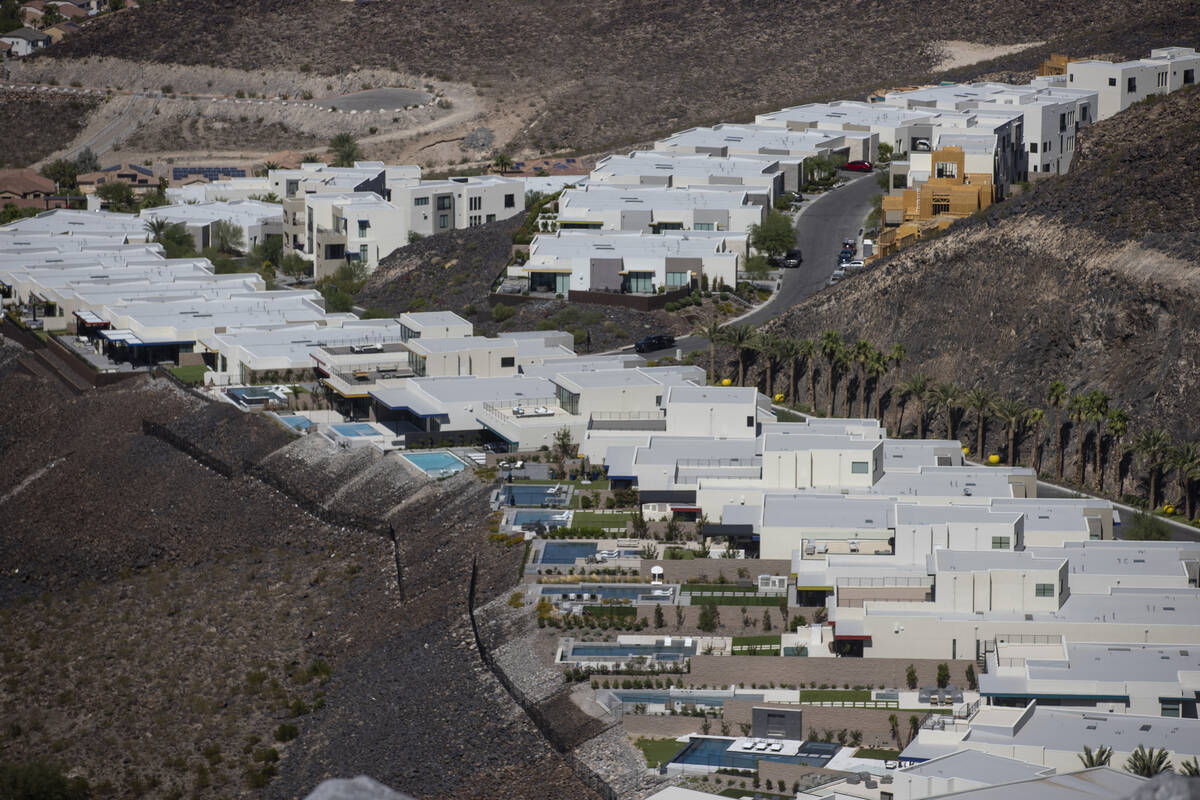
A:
<box><xmin>330</xmin><ymin>422</ymin><xmax>381</xmax><ymax>437</ymax></box>
<box><xmin>403</xmin><ymin>451</ymin><xmax>466</xmax><ymax>476</ymax></box>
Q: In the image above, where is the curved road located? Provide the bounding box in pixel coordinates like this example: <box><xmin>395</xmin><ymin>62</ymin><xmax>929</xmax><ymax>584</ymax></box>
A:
<box><xmin>627</xmin><ymin>171</ymin><xmax>879</xmax><ymax>356</ymax></box>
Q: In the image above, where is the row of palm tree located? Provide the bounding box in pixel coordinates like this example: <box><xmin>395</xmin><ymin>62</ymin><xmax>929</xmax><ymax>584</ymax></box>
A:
<box><xmin>692</xmin><ymin>321</ymin><xmax>1200</xmax><ymax>515</ymax></box>
<box><xmin>1078</xmin><ymin>743</ymin><xmax>1198</xmax><ymax>777</ymax></box>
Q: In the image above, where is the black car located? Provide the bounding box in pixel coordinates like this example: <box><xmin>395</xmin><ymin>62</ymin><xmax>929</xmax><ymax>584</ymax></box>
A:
<box><xmin>838</xmin><ymin>249</ymin><xmax>854</xmax><ymax>263</ymax></box>
<box><xmin>635</xmin><ymin>334</ymin><xmax>676</xmax><ymax>353</ymax></box>
<box><xmin>781</xmin><ymin>248</ymin><xmax>803</xmax><ymax>268</ymax></box>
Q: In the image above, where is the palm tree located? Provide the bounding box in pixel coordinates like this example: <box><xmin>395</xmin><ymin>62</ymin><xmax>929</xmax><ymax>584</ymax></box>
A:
<box><xmin>143</xmin><ymin>217</ymin><xmax>170</xmax><ymax>240</ymax></box>
<box><xmin>1106</xmin><ymin>408</ymin><xmax>1130</xmax><ymax>496</ymax></box>
<box><xmin>927</xmin><ymin>382</ymin><xmax>962</xmax><ymax>441</ymax></box>
<box><xmin>1078</xmin><ymin>745</ymin><xmax>1113</xmax><ymax>768</ymax></box>
<box><xmin>493</xmin><ymin>152</ymin><xmax>514</xmax><ymax>175</ymax></box>
<box><xmin>775</xmin><ymin>337</ymin><xmax>801</xmax><ymax>404</ymax></box>
<box><xmin>1066</xmin><ymin>394</ymin><xmax>1089</xmax><ymax>487</ymax></box>
<box><xmin>797</xmin><ymin>339</ymin><xmax>817</xmax><ymax>411</ymax></box>
<box><xmin>851</xmin><ymin>338</ymin><xmax>874</xmax><ymax>417</ymax></box>
<box><xmin>992</xmin><ymin>397</ymin><xmax>1029</xmax><ymax>466</ymax></box>
<box><xmin>818</xmin><ymin>330</ymin><xmax>845</xmax><ymax>417</ymax></box>
<box><xmin>755</xmin><ymin>333</ymin><xmax>782</xmax><ymax>397</ymax></box>
<box><xmin>866</xmin><ymin>350</ymin><xmax>889</xmax><ymax>420</ymax></box>
<box><xmin>1179</xmin><ymin>757</ymin><xmax>1199</xmax><ymax>776</ymax></box>
<box><xmin>898</xmin><ymin>374</ymin><xmax>931</xmax><ymax>438</ymax></box>
<box><xmin>1085</xmin><ymin>390</ymin><xmax>1110</xmax><ymax>492</ymax></box>
<box><xmin>692</xmin><ymin>315</ymin><xmax>723</xmax><ymax>384</ymax></box>
<box><xmin>722</xmin><ymin>324</ymin><xmax>757</xmax><ymax>387</ymax></box>
<box><xmin>1168</xmin><ymin>441</ymin><xmax>1200</xmax><ymax>520</ymax></box>
<box><xmin>887</xmin><ymin>344</ymin><xmax>907</xmax><ymax>434</ymax></box>
<box><xmin>1134</xmin><ymin>429</ymin><xmax>1173</xmax><ymax>508</ymax></box>
<box><xmin>1047</xmin><ymin>380</ymin><xmax>1069</xmax><ymax>481</ymax></box>
<box><xmin>1026</xmin><ymin>408</ymin><xmax>1045</xmax><ymax>474</ymax></box>
<box><xmin>963</xmin><ymin>386</ymin><xmax>994</xmax><ymax>460</ymax></box>
<box><xmin>1124</xmin><ymin>744</ymin><xmax>1172</xmax><ymax>777</ymax></box>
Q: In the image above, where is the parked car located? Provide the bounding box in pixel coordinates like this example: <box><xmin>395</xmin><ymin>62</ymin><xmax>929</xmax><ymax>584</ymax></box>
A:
<box><xmin>845</xmin><ymin>259</ymin><xmax>866</xmax><ymax>271</ymax></box>
<box><xmin>843</xmin><ymin>160</ymin><xmax>873</xmax><ymax>172</ymax></box>
<box><xmin>634</xmin><ymin>334</ymin><xmax>676</xmax><ymax>353</ymax></box>
<box><xmin>781</xmin><ymin>248</ymin><xmax>803</xmax><ymax>268</ymax></box>
<box><xmin>913</xmin><ymin>138</ymin><xmax>932</xmax><ymax>151</ymax></box>
<box><xmin>842</xmin><ymin>238</ymin><xmax>857</xmax><ymax>255</ymax></box>
<box><xmin>825</xmin><ymin>268</ymin><xmax>847</xmax><ymax>286</ymax></box>
<box><xmin>838</xmin><ymin>249</ymin><xmax>854</xmax><ymax>263</ymax></box>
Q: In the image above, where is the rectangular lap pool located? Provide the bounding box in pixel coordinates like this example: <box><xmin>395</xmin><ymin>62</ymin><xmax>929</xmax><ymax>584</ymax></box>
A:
<box><xmin>276</xmin><ymin>414</ymin><xmax>312</xmax><ymax>432</ymax></box>
<box><xmin>562</xmin><ymin>640</ymin><xmax>697</xmax><ymax>663</ymax></box>
<box><xmin>403</xmin><ymin>451</ymin><xmax>467</xmax><ymax>477</ymax></box>
<box><xmin>502</xmin><ymin>484</ymin><xmax>568</xmax><ymax>506</ymax></box>
<box><xmin>670</xmin><ymin>737</ymin><xmax>839</xmax><ymax>769</ymax></box>
<box><xmin>330</xmin><ymin>422</ymin><xmax>383</xmax><ymax>437</ymax></box>
<box><xmin>539</xmin><ymin>541</ymin><xmax>594</xmax><ymax>563</ymax></box>
<box><xmin>542</xmin><ymin>584</ymin><xmax>672</xmax><ymax>601</ymax></box>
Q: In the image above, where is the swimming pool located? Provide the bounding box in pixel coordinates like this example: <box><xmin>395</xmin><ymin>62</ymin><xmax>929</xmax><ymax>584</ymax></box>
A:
<box><xmin>670</xmin><ymin>737</ymin><xmax>839</xmax><ymax>769</ymax></box>
<box><xmin>612</xmin><ymin>690</ymin><xmax>762</xmax><ymax>707</ymax></box>
<box><xmin>403</xmin><ymin>451</ymin><xmax>467</xmax><ymax>476</ymax></box>
<box><xmin>516</xmin><ymin>511</ymin><xmax>572</xmax><ymax>529</ymax></box>
<box><xmin>276</xmin><ymin>414</ymin><xmax>312</xmax><ymax>432</ymax></box>
<box><xmin>541</xmin><ymin>584</ymin><xmax>666</xmax><ymax>600</ymax></box>
<box><xmin>539</xmin><ymin>541</ymin><xmax>594</xmax><ymax>563</ymax></box>
<box><xmin>330</xmin><ymin>422</ymin><xmax>382</xmax><ymax>437</ymax></box>
<box><xmin>502</xmin><ymin>484</ymin><xmax>568</xmax><ymax>506</ymax></box>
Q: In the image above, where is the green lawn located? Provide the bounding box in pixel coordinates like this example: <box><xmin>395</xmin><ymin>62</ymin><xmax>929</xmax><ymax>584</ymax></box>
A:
<box><xmin>718</xmin><ymin>790</ymin><xmax>790</xmax><ymax>799</ymax></box>
<box><xmin>169</xmin><ymin>364</ymin><xmax>210</xmax><ymax>385</ymax></box>
<box><xmin>515</xmin><ymin>478</ymin><xmax>612</xmax><ymax>490</ymax></box>
<box><xmin>854</xmin><ymin>747</ymin><xmax>900</xmax><ymax>760</ymax></box>
<box><xmin>798</xmin><ymin>689</ymin><xmax>871</xmax><ymax>702</ymax></box>
<box><xmin>572</xmin><ymin>511</ymin><xmax>632</xmax><ymax>528</ymax></box>
<box><xmin>663</xmin><ymin>548</ymin><xmax>696</xmax><ymax>560</ymax></box>
<box><xmin>635</xmin><ymin>737</ymin><xmax>685</xmax><ymax>768</ymax></box>
<box><xmin>732</xmin><ymin>635</ymin><xmax>782</xmax><ymax>648</ymax></box>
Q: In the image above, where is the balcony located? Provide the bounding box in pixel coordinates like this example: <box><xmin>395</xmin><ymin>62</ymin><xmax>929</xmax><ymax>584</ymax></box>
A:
<box><xmin>588</xmin><ymin>410</ymin><xmax>667</xmax><ymax>431</ymax></box>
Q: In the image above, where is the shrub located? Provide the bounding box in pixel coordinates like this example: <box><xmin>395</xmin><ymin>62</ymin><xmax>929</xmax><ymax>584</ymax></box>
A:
<box><xmin>492</xmin><ymin>302</ymin><xmax>515</xmax><ymax>323</ymax></box>
<box><xmin>273</xmin><ymin>723</ymin><xmax>298</xmax><ymax>742</ymax></box>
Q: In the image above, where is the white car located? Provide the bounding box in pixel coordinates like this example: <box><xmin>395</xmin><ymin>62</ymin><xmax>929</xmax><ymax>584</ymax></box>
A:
<box><xmin>845</xmin><ymin>259</ymin><xmax>866</xmax><ymax>271</ymax></box>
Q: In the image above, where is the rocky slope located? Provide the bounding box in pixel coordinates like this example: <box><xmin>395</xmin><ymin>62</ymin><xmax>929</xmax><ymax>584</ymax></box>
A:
<box><xmin>47</xmin><ymin>0</ymin><xmax>1200</xmax><ymax>154</ymax></box>
<box><xmin>0</xmin><ymin>358</ymin><xmax>595</xmax><ymax>799</ymax></box>
<box><xmin>760</xmin><ymin>87</ymin><xmax>1200</xmax><ymax>449</ymax></box>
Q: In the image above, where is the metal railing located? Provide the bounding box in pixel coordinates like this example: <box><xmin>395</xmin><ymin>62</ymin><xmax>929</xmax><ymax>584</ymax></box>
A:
<box><xmin>994</xmin><ymin>633</ymin><xmax>1062</xmax><ymax>645</ymax></box>
<box><xmin>837</xmin><ymin>577</ymin><xmax>932</xmax><ymax>588</ymax></box>
<box><xmin>591</xmin><ymin>410</ymin><xmax>666</xmax><ymax>421</ymax></box>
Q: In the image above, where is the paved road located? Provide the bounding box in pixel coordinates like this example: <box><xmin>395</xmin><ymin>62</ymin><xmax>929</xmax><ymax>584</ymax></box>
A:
<box><xmin>627</xmin><ymin>171</ymin><xmax>879</xmax><ymax>357</ymax></box>
<box><xmin>1036</xmin><ymin>480</ymin><xmax>1200</xmax><ymax>543</ymax></box>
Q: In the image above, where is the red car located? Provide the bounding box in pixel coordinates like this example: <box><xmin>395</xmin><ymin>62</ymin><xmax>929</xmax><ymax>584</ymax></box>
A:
<box><xmin>843</xmin><ymin>160</ymin><xmax>873</xmax><ymax>172</ymax></box>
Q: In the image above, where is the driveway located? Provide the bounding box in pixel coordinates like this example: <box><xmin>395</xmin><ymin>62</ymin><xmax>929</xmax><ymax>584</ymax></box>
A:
<box><xmin>624</xmin><ymin>171</ymin><xmax>880</xmax><ymax>357</ymax></box>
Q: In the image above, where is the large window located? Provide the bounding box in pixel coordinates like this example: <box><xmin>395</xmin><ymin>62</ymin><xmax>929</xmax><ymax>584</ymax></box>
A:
<box><xmin>414</xmin><ymin>196</ymin><xmax>430</xmax><ymax>206</ymax></box>
<box><xmin>1108</xmin><ymin>77</ymin><xmax>1117</xmax><ymax>87</ymax></box>
<box><xmin>1185</xmin><ymin>69</ymin><xmax>1195</xmax><ymax>85</ymax></box>
<box><xmin>931</xmin><ymin>199</ymin><xmax>950</xmax><ymax>215</ymax></box>
<box><xmin>469</xmin><ymin>215</ymin><xmax>482</xmax><ymax>227</ymax></box>
<box><xmin>359</xmin><ymin>244</ymin><xmax>369</xmax><ymax>262</ymax></box>
<box><xmin>935</xmin><ymin>161</ymin><xmax>957</xmax><ymax>179</ymax></box>
<box><xmin>436</xmin><ymin>196</ymin><xmax>452</xmax><ymax>210</ymax></box>
<box><xmin>1035</xmin><ymin>583</ymin><xmax>1055</xmax><ymax>597</ymax></box>
<box><xmin>991</xmin><ymin>536</ymin><xmax>1010</xmax><ymax>550</ymax></box>
<box><xmin>1127</xmin><ymin>76</ymin><xmax>1137</xmax><ymax>93</ymax></box>
<box><xmin>1030</xmin><ymin>142</ymin><xmax>1038</xmax><ymax>153</ymax></box>
<box><xmin>693</xmin><ymin>222</ymin><xmax>715</xmax><ymax>231</ymax></box>
<box><xmin>438</xmin><ymin>214</ymin><xmax>449</xmax><ymax>229</ymax></box>
<box><xmin>555</xmin><ymin>383</ymin><xmax>580</xmax><ymax>415</ymax></box>
<box><xmin>357</xmin><ymin>219</ymin><xmax>369</xmax><ymax>237</ymax></box>
<box><xmin>850</xmin><ymin>461</ymin><xmax>869</xmax><ymax>474</ymax></box>
<box><xmin>500</xmin><ymin>356</ymin><xmax>515</xmax><ymax>368</ymax></box>
<box><xmin>622</xmin><ymin>271</ymin><xmax>654</xmax><ymax>294</ymax></box>
<box><xmin>486</xmin><ymin>213</ymin><xmax>496</xmax><ymax>223</ymax></box>
<box><xmin>665</xmin><ymin>271</ymin><xmax>690</xmax><ymax>288</ymax></box>
<box><xmin>504</xmin><ymin>193</ymin><xmax>515</xmax><ymax>208</ymax></box>
<box><xmin>469</xmin><ymin>196</ymin><xmax>482</xmax><ymax>211</ymax></box>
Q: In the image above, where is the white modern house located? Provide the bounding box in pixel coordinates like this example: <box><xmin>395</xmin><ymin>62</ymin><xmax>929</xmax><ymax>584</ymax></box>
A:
<box><xmin>140</xmin><ymin>200</ymin><xmax>283</xmax><ymax>253</ymax></box>
<box><xmin>391</xmin><ymin>175</ymin><xmax>524</xmax><ymax>236</ymax></box>
<box><xmin>1058</xmin><ymin>46</ymin><xmax>1200</xmax><ymax>120</ymax></box>
<box><xmin>754</xmin><ymin>101</ymin><xmax>934</xmax><ymax>159</ymax></box>
<box><xmin>510</xmin><ymin>230</ymin><xmax>742</xmax><ymax>295</ymax></box>
<box><xmin>555</xmin><ymin>185</ymin><xmax>766</xmax><ymax>235</ymax></box>
<box><xmin>588</xmin><ymin>153</ymin><xmax>786</xmax><ymax>202</ymax></box>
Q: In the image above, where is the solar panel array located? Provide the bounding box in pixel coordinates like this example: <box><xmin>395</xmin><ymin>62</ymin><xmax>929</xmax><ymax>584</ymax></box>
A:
<box><xmin>172</xmin><ymin>167</ymin><xmax>247</xmax><ymax>181</ymax></box>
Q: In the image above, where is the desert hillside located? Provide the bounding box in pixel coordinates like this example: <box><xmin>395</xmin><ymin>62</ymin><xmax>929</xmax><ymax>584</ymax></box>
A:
<box><xmin>760</xmin><ymin>87</ymin><xmax>1200</xmax><ymax>447</ymax></box>
<box><xmin>47</xmin><ymin>0</ymin><xmax>1200</xmax><ymax>154</ymax></box>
